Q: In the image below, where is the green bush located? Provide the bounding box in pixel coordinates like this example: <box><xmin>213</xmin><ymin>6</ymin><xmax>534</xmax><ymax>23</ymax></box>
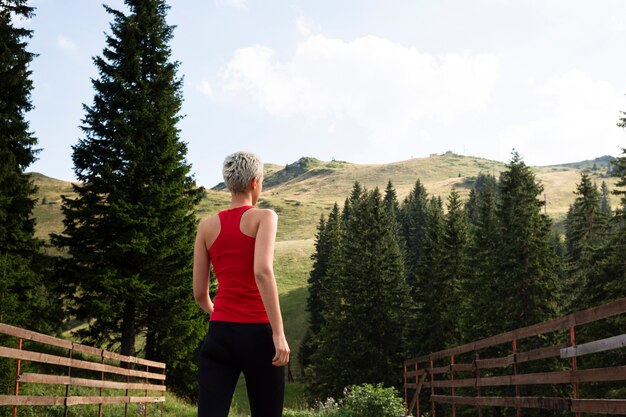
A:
<box><xmin>285</xmin><ymin>383</ymin><xmax>405</xmax><ymax>417</ymax></box>
<box><xmin>339</xmin><ymin>383</ymin><xmax>405</xmax><ymax>417</ymax></box>
<box><xmin>284</xmin><ymin>396</ymin><xmax>342</xmax><ymax>417</ymax></box>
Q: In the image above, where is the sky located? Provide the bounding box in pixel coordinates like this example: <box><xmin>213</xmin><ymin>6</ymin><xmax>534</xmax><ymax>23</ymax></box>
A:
<box><xmin>20</xmin><ymin>0</ymin><xmax>626</xmax><ymax>187</ymax></box>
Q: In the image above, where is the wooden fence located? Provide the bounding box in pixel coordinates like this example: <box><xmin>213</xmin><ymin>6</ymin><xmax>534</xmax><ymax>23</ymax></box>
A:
<box><xmin>0</xmin><ymin>323</ymin><xmax>166</xmax><ymax>417</ymax></box>
<box><xmin>403</xmin><ymin>297</ymin><xmax>626</xmax><ymax>416</ymax></box>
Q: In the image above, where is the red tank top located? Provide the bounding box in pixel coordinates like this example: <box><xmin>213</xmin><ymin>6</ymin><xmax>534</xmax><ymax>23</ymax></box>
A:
<box><xmin>208</xmin><ymin>206</ymin><xmax>269</xmax><ymax>323</ymax></box>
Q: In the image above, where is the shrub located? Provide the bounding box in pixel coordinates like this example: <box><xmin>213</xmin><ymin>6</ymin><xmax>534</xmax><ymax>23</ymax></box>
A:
<box><xmin>339</xmin><ymin>383</ymin><xmax>405</xmax><ymax>417</ymax></box>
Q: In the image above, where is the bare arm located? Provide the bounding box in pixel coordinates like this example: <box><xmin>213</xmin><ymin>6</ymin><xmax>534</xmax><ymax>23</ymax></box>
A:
<box><xmin>193</xmin><ymin>220</ymin><xmax>214</xmax><ymax>315</ymax></box>
<box><xmin>254</xmin><ymin>210</ymin><xmax>290</xmax><ymax>367</ymax></box>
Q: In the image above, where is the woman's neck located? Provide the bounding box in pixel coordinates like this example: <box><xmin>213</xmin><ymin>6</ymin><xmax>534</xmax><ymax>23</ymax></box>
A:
<box><xmin>230</xmin><ymin>192</ymin><xmax>254</xmax><ymax>209</ymax></box>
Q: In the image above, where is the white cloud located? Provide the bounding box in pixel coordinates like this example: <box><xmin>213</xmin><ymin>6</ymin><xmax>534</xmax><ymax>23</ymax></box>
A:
<box><xmin>219</xmin><ymin>34</ymin><xmax>499</xmax><ymax>147</ymax></box>
<box><xmin>197</xmin><ymin>79</ymin><xmax>214</xmax><ymax>98</ymax></box>
<box><xmin>214</xmin><ymin>0</ymin><xmax>248</xmax><ymax>11</ymax></box>
<box><xmin>499</xmin><ymin>70</ymin><xmax>626</xmax><ymax>164</ymax></box>
<box><xmin>56</xmin><ymin>34</ymin><xmax>78</xmax><ymax>53</ymax></box>
<box><xmin>295</xmin><ymin>17</ymin><xmax>321</xmax><ymax>37</ymax></box>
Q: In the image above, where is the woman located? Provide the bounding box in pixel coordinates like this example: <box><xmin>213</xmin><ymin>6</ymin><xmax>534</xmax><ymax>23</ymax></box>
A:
<box><xmin>193</xmin><ymin>151</ymin><xmax>290</xmax><ymax>417</ymax></box>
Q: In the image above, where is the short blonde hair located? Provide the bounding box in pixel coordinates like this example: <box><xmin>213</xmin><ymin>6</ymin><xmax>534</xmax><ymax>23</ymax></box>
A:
<box><xmin>222</xmin><ymin>151</ymin><xmax>263</xmax><ymax>193</ymax></box>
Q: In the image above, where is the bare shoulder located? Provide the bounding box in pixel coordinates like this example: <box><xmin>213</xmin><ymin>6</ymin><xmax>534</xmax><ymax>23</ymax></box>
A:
<box><xmin>251</xmin><ymin>208</ymin><xmax>278</xmax><ymax>223</ymax></box>
<box><xmin>198</xmin><ymin>214</ymin><xmax>220</xmax><ymax>231</ymax></box>
<box><xmin>197</xmin><ymin>215</ymin><xmax>221</xmax><ymax>248</ymax></box>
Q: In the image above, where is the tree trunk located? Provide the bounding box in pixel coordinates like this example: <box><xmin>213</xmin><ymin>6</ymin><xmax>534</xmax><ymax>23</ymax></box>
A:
<box><xmin>120</xmin><ymin>300</ymin><xmax>136</xmax><ymax>359</ymax></box>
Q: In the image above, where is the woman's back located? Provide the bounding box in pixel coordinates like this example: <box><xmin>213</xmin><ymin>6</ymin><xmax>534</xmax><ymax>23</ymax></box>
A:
<box><xmin>208</xmin><ymin>206</ymin><xmax>269</xmax><ymax>323</ymax></box>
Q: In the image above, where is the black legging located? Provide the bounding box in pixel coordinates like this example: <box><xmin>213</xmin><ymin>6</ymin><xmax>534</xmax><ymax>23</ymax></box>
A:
<box><xmin>198</xmin><ymin>321</ymin><xmax>285</xmax><ymax>417</ymax></box>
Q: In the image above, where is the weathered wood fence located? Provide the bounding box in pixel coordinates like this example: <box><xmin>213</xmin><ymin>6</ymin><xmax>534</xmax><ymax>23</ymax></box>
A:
<box><xmin>0</xmin><ymin>323</ymin><xmax>166</xmax><ymax>417</ymax></box>
<box><xmin>404</xmin><ymin>297</ymin><xmax>626</xmax><ymax>416</ymax></box>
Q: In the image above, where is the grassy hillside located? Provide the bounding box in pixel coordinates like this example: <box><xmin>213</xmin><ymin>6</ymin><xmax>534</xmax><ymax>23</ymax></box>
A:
<box><xmin>27</xmin><ymin>152</ymin><xmax>621</xmax><ymax>414</ymax></box>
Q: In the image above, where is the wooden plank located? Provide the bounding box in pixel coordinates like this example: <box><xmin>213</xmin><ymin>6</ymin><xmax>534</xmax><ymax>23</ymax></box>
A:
<box><xmin>424</xmin><ymin>379</ymin><xmax>474</xmax><ymax>389</ymax></box>
<box><xmin>102</xmin><ymin>351</ymin><xmax>166</xmax><ymax>369</ymax></box>
<box><xmin>0</xmin><ymin>395</ymin><xmax>166</xmax><ymax>407</ymax></box>
<box><xmin>65</xmin><ymin>396</ymin><xmax>165</xmax><ymax>406</ymax></box>
<box><xmin>0</xmin><ymin>395</ymin><xmax>66</xmax><ymax>406</ymax></box>
<box><xmin>71</xmin><ymin>343</ymin><xmax>103</xmax><ymax>358</ymax></box>
<box><xmin>432</xmin><ymin>395</ymin><xmax>571</xmax><ymax>410</ymax></box>
<box><xmin>418</xmin><ymin>316</ymin><xmax>570</xmax><ymax>362</ymax></box>
<box><xmin>571</xmin><ymin>297</ymin><xmax>626</xmax><ymax>327</ymax></box>
<box><xmin>473</xmin><ymin>344</ymin><xmax>565</xmax><ymax>370</ymax></box>
<box><xmin>0</xmin><ymin>323</ymin><xmax>73</xmax><ymax>350</ymax></box>
<box><xmin>451</xmin><ymin>363</ymin><xmax>474</xmax><ymax>372</ymax></box>
<box><xmin>0</xmin><ymin>323</ymin><xmax>165</xmax><ymax>370</ymax></box>
<box><xmin>430</xmin><ymin>365</ymin><xmax>450</xmax><ymax>374</ymax></box>
<box><xmin>561</xmin><ymin>334</ymin><xmax>626</xmax><ymax>359</ymax></box>
<box><xmin>0</xmin><ymin>346</ymin><xmax>165</xmax><ymax>380</ymax></box>
<box><xmin>19</xmin><ymin>373</ymin><xmax>166</xmax><ymax>392</ymax></box>
<box><xmin>571</xmin><ymin>399</ymin><xmax>626</xmax><ymax>414</ymax></box>
<box><xmin>517</xmin><ymin>344</ymin><xmax>566</xmax><ymax>363</ymax></box>
<box><xmin>405</xmin><ymin>369</ymin><xmax>427</xmax><ymax>378</ymax></box>
<box><xmin>407</xmin><ymin>373</ymin><xmax>427</xmax><ymax>415</ymax></box>
<box><xmin>475</xmin><ymin>356</ymin><xmax>514</xmax><ymax>369</ymax></box>
<box><xmin>424</xmin><ymin>365</ymin><xmax>626</xmax><ymax>388</ymax></box>
<box><xmin>409</xmin><ymin>297</ymin><xmax>626</xmax><ymax>364</ymax></box>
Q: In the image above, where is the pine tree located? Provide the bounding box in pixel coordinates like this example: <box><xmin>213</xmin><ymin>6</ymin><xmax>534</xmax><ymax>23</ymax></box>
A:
<box><xmin>465</xmin><ymin>173</ymin><xmax>497</xmax><ymax>225</ymax></box>
<box><xmin>441</xmin><ymin>190</ymin><xmax>469</xmax><ymax>346</ymax></box>
<box><xmin>493</xmin><ymin>151</ymin><xmax>560</xmax><ymax>332</ymax></box>
<box><xmin>383</xmin><ymin>180</ymin><xmax>400</xmax><ymax>219</ymax></box>
<box><xmin>411</xmin><ymin>197</ymin><xmax>448</xmax><ymax>355</ymax></box>
<box><xmin>399</xmin><ymin>179</ymin><xmax>428</xmax><ymax>289</ymax></box>
<box><xmin>308</xmin><ymin>185</ymin><xmax>409</xmax><ymax>400</ymax></box>
<box><xmin>0</xmin><ymin>0</ymin><xmax>37</xmax><ymax>255</ymax></box>
<box><xmin>564</xmin><ymin>173</ymin><xmax>609</xmax><ymax>309</ymax></box>
<box><xmin>463</xmin><ymin>176</ymin><xmax>501</xmax><ymax>340</ymax></box>
<box><xmin>584</xmin><ymin>143</ymin><xmax>626</xmax><ymax>307</ymax></box>
<box><xmin>52</xmin><ymin>0</ymin><xmax>204</xmax><ymax>396</ymax></box>
<box><xmin>301</xmin><ymin>203</ymin><xmax>342</xmax><ymax>369</ymax></box>
<box><xmin>600</xmin><ymin>181</ymin><xmax>611</xmax><ymax>216</ymax></box>
<box><xmin>0</xmin><ymin>0</ymin><xmax>62</xmax><ymax>332</ymax></box>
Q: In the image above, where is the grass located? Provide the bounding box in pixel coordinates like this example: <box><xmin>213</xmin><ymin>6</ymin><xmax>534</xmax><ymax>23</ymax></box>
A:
<box><xmin>0</xmin><ymin>389</ymin><xmax>196</xmax><ymax>417</ymax></box>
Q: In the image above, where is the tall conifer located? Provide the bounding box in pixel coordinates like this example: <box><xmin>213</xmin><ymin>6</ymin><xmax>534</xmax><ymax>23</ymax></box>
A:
<box><xmin>309</xmin><ymin>185</ymin><xmax>409</xmax><ymax>400</ymax></box>
<box><xmin>399</xmin><ymin>180</ymin><xmax>428</xmax><ymax>289</ymax></box>
<box><xmin>411</xmin><ymin>197</ymin><xmax>448</xmax><ymax>355</ymax></box>
<box><xmin>493</xmin><ymin>151</ymin><xmax>560</xmax><ymax>332</ymax></box>
<box><xmin>442</xmin><ymin>190</ymin><xmax>468</xmax><ymax>346</ymax></box>
<box><xmin>564</xmin><ymin>173</ymin><xmax>608</xmax><ymax>308</ymax></box>
<box><xmin>463</xmin><ymin>175</ymin><xmax>500</xmax><ymax>340</ymax></box>
<box><xmin>53</xmin><ymin>0</ymin><xmax>204</xmax><ymax>395</ymax></box>
<box><xmin>0</xmin><ymin>0</ymin><xmax>61</xmax><ymax>334</ymax></box>
<box><xmin>0</xmin><ymin>0</ymin><xmax>37</xmax><ymax>255</ymax></box>
<box><xmin>301</xmin><ymin>203</ymin><xmax>342</xmax><ymax>369</ymax></box>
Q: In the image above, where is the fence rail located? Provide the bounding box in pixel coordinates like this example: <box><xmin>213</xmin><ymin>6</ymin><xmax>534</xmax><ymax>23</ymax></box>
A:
<box><xmin>403</xmin><ymin>297</ymin><xmax>626</xmax><ymax>416</ymax></box>
<box><xmin>0</xmin><ymin>323</ymin><xmax>166</xmax><ymax>417</ymax></box>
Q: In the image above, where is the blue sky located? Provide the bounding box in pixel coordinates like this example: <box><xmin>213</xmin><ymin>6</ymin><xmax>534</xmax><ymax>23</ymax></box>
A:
<box><xmin>21</xmin><ymin>0</ymin><xmax>626</xmax><ymax>187</ymax></box>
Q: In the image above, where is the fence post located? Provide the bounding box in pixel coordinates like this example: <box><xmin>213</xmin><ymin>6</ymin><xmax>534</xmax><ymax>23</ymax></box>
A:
<box><xmin>451</xmin><ymin>355</ymin><xmax>456</xmax><ymax>417</ymax></box>
<box><xmin>99</xmin><ymin>350</ymin><xmax>105</xmax><ymax>417</ymax></box>
<box><xmin>161</xmin><ymin>366</ymin><xmax>166</xmax><ymax>417</ymax></box>
<box><xmin>415</xmin><ymin>362</ymin><xmax>419</xmax><ymax>417</ymax></box>
<box><xmin>145</xmin><ymin>364</ymin><xmax>149</xmax><ymax>417</ymax></box>
<box><xmin>475</xmin><ymin>352</ymin><xmax>482</xmax><ymax>417</ymax></box>
<box><xmin>404</xmin><ymin>362</ymin><xmax>408</xmax><ymax>416</ymax></box>
<box><xmin>513</xmin><ymin>337</ymin><xmax>520</xmax><ymax>417</ymax></box>
<box><xmin>430</xmin><ymin>357</ymin><xmax>435</xmax><ymax>417</ymax></box>
<box><xmin>12</xmin><ymin>337</ymin><xmax>23</xmax><ymax>417</ymax></box>
<box><xmin>125</xmin><ymin>371</ymin><xmax>129</xmax><ymax>417</ymax></box>
<box><xmin>63</xmin><ymin>345</ymin><xmax>73</xmax><ymax>417</ymax></box>
<box><xmin>570</xmin><ymin>324</ymin><xmax>579</xmax><ymax>417</ymax></box>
